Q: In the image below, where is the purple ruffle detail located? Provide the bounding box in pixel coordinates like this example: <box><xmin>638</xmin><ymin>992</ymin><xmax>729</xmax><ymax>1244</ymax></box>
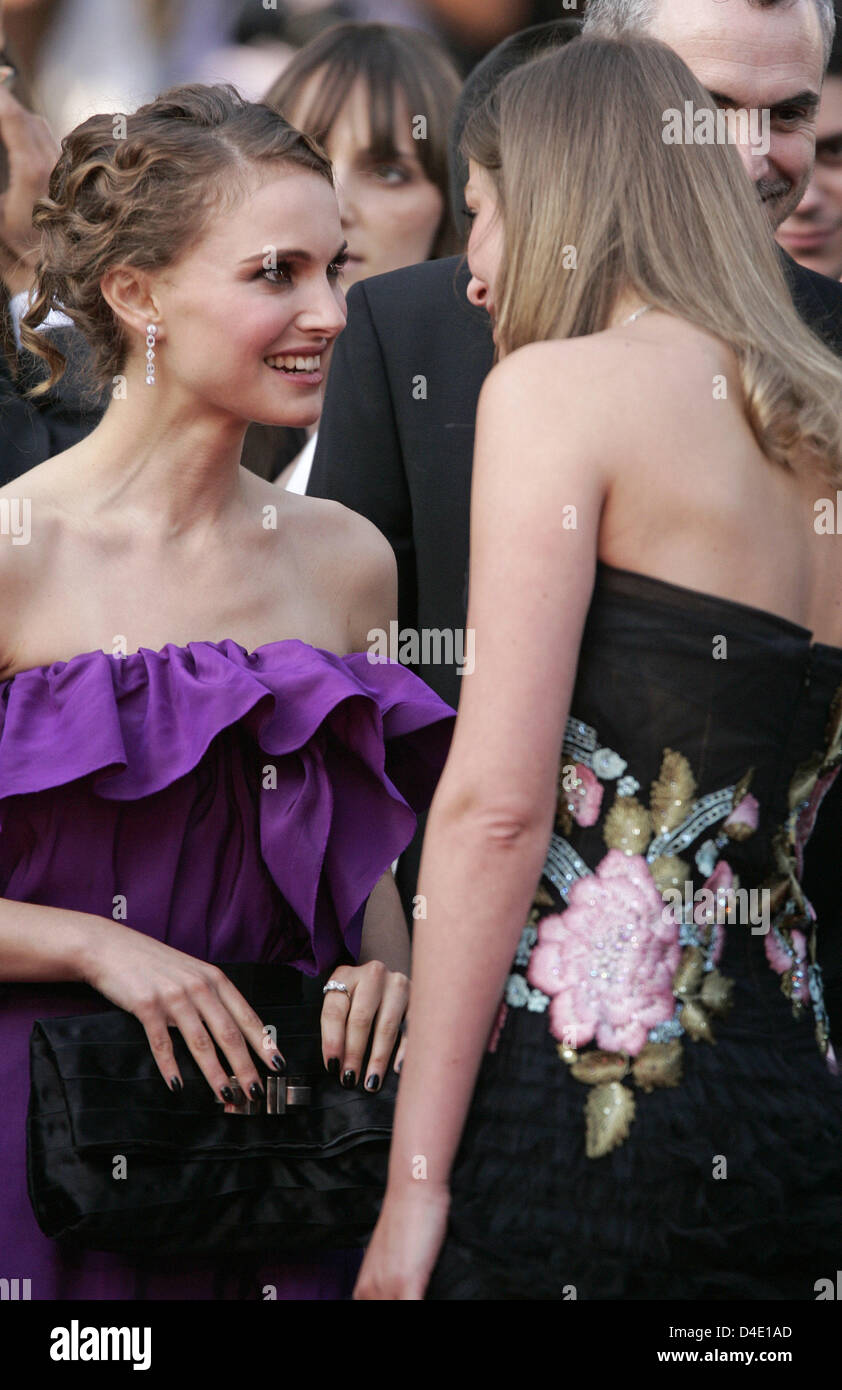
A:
<box><xmin>0</xmin><ymin>639</ymin><xmax>455</xmax><ymax>973</ymax></box>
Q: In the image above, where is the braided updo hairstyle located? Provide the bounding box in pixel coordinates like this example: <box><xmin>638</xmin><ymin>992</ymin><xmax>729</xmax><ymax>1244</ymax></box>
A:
<box><xmin>21</xmin><ymin>84</ymin><xmax>334</xmax><ymax>395</ymax></box>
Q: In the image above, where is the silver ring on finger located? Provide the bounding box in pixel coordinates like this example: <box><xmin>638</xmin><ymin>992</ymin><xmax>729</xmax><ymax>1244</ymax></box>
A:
<box><xmin>322</xmin><ymin>980</ymin><xmax>351</xmax><ymax>1000</ymax></box>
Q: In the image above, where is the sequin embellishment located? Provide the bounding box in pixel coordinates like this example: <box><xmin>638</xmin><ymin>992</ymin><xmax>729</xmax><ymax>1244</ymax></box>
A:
<box><xmin>499</xmin><ymin>729</ymin><xmax>763</xmax><ymax>1158</ymax></box>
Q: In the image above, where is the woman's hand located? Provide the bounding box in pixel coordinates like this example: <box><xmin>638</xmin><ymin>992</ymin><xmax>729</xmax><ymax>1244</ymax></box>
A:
<box><xmin>353</xmin><ymin>1183</ymin><xmax>451</xmax><ymax>1300</ymax></box>
<box><xmin>320</xmin><ymin>960</ymin><xmax>409</xmax><ymax>1091</ymax></box>
<box><xmin>80</xmin><ymin>918</ymin><xmax>280</xmax><ymax>1102</ymax></box>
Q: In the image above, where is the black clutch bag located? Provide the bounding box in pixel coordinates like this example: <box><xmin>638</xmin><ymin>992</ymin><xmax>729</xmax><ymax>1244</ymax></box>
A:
<box><xmin>26</xmin><ymin>964</ymin><xmax>397</xmax><ymax>1256</ymax></box>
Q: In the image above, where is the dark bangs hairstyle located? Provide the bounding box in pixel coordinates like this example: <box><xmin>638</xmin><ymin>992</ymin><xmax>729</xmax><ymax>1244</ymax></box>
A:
<box><xmin>265</xmin><ymin>22</ymin><xmax>462</xmax><ymax>259</ymax></box>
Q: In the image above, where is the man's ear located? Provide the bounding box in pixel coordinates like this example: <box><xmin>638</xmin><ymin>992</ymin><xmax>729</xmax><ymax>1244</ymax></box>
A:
<box><xmin>100</xmin><ymin>266</ymin><xmax>163</xmax><ymax>340</ymax></box>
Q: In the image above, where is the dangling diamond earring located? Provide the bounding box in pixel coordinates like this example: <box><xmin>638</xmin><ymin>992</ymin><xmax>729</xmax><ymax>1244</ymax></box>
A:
<box><xmin>145</xmin><ymin>323</ymin><xmax>158</xmax><ymax>386</ymax></box>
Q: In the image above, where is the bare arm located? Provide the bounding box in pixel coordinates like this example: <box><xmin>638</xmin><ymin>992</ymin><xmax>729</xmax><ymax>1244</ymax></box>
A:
<box><xmin>346</xmin><ymin>505</ymin><xmax>410</xmax><ymax>974</ymax></box>
<box><xmin>355</xmin><ymin>342</ymin><xmax>610</xmax><ymax>1297</ymax></box>
<box><xmin>0</xmin><ymin>897</ymin><xmax>283</xmax><ymax>1101</ymax></box>
<box><xmin>360</xmin><ymin>867</ymin><xmax>410</xmax><ymax>975</ymax></box>
<box><xmin>317</xmin><ymin>511</ymin><xmax>412</xmax><ymax>1086</ymax></box>
<box><xmin>0</xmin><ymin>898</ymin><xmax>103</xmax><ymax>982</ymax></box>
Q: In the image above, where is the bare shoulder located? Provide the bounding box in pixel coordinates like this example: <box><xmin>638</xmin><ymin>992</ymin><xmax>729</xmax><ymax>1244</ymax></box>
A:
<box><xmin>480</xmin><ymin>337</ymin><xmax>618</xmax><ymax>411</ymax></box>
<box><xmin>475</xmin><ymin>337</ymin><xmax>641</xmax><ymax>492</ymax></box>
<box><xmin>0</xmin><ymin>459</ymin><xmax>69</xmax><ymax>677</ymax></box>
<box><xmin>477</xmin><ymin>336</ymin><xmax>646</xmax><ymax>447</ymax></box>
<box><xmin>0</xmin><ymin>460</ymin><xmax>67</xmax><ymax>581</ymax></box>
<box><xmin>495</xmin><ymin>317</ymin><xmax>729</xmax><ymax>394</ymax></box>
<box><xmin>299</xmin><ymin>495</ymin><xmax>396</xmax><ymax>606</ymax></box>
<box><xmin>481</xmin><ymin>318</ymin><xmax>737</xmax><ymax>459</ymax></box>
<box><xmin>252</xmin><ymin>474</ymin><xmax>393</xmax><ymax>568</ymax></box>
<box><xmin>302</xmin><ymin>497</ymin><xmax>398</xmax><ymax>653</ymax></box>
<box><xmin>248</xmin><ymin>476</ymin><xmax>397</xmax><ymax>649</ymax></box>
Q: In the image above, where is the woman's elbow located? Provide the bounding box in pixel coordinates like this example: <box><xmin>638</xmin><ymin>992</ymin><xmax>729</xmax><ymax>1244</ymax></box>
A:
<box><xmin>431</xmin><ymin>790</ymin><xmax>554</xmax><ymax>853</ymax></box>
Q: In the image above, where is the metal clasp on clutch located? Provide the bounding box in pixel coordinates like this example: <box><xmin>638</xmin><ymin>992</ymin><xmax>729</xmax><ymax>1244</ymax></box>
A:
<box><xmin>215</xmin><ymin>1076</ymin><xmax>312</xmax><ymax>1114</ymax></box>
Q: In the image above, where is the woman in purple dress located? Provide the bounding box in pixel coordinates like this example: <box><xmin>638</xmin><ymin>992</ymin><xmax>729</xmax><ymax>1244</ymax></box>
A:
<box><xmin>0</xmin><ymin>84</ymin><xmax>454</xmax><ymax>1299</ymax></box>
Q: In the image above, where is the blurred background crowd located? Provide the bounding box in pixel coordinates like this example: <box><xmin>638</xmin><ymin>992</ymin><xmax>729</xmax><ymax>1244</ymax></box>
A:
<box><xmin>1</xmin><ymin>0</ymin><xmax>583</xmax><ymax>135</ymax></box>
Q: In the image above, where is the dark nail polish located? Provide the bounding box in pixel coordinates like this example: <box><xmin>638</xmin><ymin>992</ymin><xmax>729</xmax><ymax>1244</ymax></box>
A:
<box><xmin>221</xmin><ymin>1085</ymin><xmax>235</xmax><ymax>1103</ymax></box>
<box><xmin>249</xmin><ymin>1081</ymin><xmax>264</xmax><ymax>1100</ymax></box>
<box><xmin>327</xmin><ymin>1057</ymin><xmax>340</xmax><ymax>1077</ymax></box>
<box><xmin>169</xmin><ymin>1075</ymin><xmax>182</xmax><ymax>1092</ymax></box>
<box><xmin>365</xmin><ymin>1074</ymin><xmax>380</xmax><ymax>1092</ymax></box>
<box><xmin>271</xmin><ymin>1053</ymin><xmax>286</xmax><ymax>1074</ymax></box>
<box><xmin>342</xmin><ymin>1069</ymin><xmax>356</xmax><ymax>1089</ymax></box>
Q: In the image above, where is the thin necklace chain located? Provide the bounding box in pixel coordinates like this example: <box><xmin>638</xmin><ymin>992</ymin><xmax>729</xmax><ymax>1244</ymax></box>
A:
<box><xmin>621</xmin><ymin>304</ymin><xmax>652</xmax><ymax>327</ymax></box>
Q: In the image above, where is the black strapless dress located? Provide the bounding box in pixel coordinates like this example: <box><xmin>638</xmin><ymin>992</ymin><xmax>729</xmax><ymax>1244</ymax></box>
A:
<box><xmin>428</xmin><ymin>564</ymin><xmax>842</xmax><ymax>1301</ymax></box>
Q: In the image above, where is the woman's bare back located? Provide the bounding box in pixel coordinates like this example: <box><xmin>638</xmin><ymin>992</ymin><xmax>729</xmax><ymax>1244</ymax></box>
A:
<box><xmin>555</xmin><ymin>312</ymin><xmax>842</xmax><ymax>648</ymax></box>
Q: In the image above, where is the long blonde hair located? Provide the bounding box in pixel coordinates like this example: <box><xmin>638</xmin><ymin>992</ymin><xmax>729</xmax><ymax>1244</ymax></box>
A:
<box><xmin>461</xmin><ymin>35</ymin><xmax>842</xmax><ymax>481</ymax></box>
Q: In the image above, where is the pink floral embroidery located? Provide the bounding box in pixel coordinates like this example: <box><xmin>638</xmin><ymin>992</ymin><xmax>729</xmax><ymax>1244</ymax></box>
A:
<box><xmin>764</xmin><ymin>927</ymin><xmax>810</xmax><ymax>1003</ymax></box>
<box><xmin>566</xmin><ymin>763</ymin><xmax>603</xmax><ymax>828</ymax></box>
<box><xmin>723</xmin><ymin>793</ymin><xmax>759</xmax><ymax>837</ymax></box>
<box><xmin>527</xmin><ymin>849</ymin><xmax>681</xmax><ymax>1055</ymax></box>
<box><xmin>794</xmin><ymin>768</ymin><xmax>840</xmax><ymax>878</ymax></box>
<box><xmin>693</xmin><ymin>859</ymin><xmax>734</xmax><ymax>965</ymax></box>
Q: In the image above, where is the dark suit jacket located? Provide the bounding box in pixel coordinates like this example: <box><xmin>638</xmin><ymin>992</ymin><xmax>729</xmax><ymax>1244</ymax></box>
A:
<box><xmin>782</xmin><ymin>249</ymin><xmax>842</xmax><ymax>355</ymax></box>
<box><xmin>309</xmin><ymin>256</ymin><xmax>491</xmax><ymax>711</ymax></box>
<box><xmin>0</xmin><ymin>328</ymin><xmax>106</xmax><ymax>482</ymax></box>
<box><xmin>307</xmin><ymin>249</ymin><xmax>842</xmax><ymax>1035</ymax></box>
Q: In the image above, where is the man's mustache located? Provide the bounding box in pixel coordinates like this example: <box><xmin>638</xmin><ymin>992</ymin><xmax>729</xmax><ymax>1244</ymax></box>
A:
<box><xmin>756</xmin><ymin>175</ymin><xmax>792</xmax><ymax>203</ymax></box>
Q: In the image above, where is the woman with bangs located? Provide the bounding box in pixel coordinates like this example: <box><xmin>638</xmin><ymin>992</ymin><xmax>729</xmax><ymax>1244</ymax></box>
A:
<box><xmin>356</xmin><ymin>34</ymin><xmax>842</xmax><ymax>1301</ymax></box>
<box><xmin>247</xmin><ymin>21</ymin><xmax>461</xmax><ymax>489</ymax></box>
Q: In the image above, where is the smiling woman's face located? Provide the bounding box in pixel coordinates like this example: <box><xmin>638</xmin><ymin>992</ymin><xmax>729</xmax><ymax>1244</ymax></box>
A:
<box><xmin>145</xmin><ymin>166</ymin><xmax>348</xmax><ymax>428</ymax></box>
<box><xmin>289</xmin><ymin>72</ymin><xmax>445</xmax><ymax>290</ymax></box>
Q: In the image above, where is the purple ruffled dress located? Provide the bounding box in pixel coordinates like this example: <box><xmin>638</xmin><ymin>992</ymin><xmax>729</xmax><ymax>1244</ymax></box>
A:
<box><xmin>0</xmin><ymin>638</ymin><xmax>455</xmax><ymax>1299</ymax></box>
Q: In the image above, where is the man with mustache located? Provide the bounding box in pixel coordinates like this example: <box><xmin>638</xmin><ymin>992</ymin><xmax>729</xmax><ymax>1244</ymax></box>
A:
<box><xmin>591</xmin><ymin>0</ymin><xmax>833</xmax><ymax>230</ymax></box>
<box><xmin>307</xmin><ymin>0</ymin><xmax>842</xmax><ymax>1036</ymax></box>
